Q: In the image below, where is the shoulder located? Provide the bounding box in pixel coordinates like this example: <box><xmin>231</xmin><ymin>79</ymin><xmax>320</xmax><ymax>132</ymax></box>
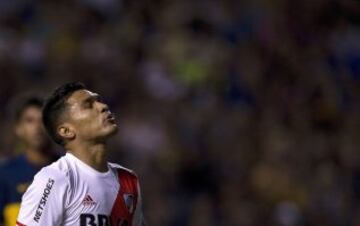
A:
<box><xmin>108</xmin><ymin>163</ymin><xmax>141</xmax><ymax>195</ymax></box>
<box><xmin>17</xmin><ymin>157</ymin><xmax>71</xmax><ymax>225</ymax></box>
<box><xmin>21</xmin><ymin>156</ymin><xmax>72</xmax><ymax>208</ymax></box>
<box><xmin>33</xmin><ymin>155</ymin><xmax>71</xmax><ymax>187</ymax></box>
<box><xmin>108</xmin><ymin>162</ymin><xmax>138</xmax><ymax>178</ymax></box>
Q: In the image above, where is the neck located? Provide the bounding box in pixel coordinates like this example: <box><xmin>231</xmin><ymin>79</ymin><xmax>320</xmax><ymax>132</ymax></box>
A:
<box><xmin>25</xmin><ymin>147</ymin><xmax>52</xmax><ymax>167</ymax></box>
<box><xmin>68</xmin><ymin>141</ymin><xmax>108</xmax><ymax>172</ymax></box>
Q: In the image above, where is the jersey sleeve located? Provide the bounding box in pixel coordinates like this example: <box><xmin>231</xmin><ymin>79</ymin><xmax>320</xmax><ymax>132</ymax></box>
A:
<box><xmin>16</xmin><ymin>168</ymin><xmax>68</xmax><ymax>226</ymax></box>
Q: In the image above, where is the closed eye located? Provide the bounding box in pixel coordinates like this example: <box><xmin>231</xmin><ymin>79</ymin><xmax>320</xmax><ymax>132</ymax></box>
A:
<box><xmin>82</xmin><ymin>94</ymin><xmax>104</xmax><ymax>109</ymax></box>
<box><xmin>82</xmin><ymin>97</ymin><xmax>95</xmax><ymax>108</ymax></box>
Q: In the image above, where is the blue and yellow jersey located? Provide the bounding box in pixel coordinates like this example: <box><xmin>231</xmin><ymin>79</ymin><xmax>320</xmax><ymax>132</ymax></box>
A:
<box><xmin>0</xmin><ymin>154</ymin><xmax>58</xmax><ymax>226</ymax></box>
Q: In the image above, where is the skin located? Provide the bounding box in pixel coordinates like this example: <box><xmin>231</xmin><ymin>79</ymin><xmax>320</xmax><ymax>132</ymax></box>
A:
<box><xmin>15</xmin><ymin>106</ymin><xmax>53</xmax><ymax>166</ymax></box>
<box><xmin>58</xmin><ymin>89</ymin><xmax>118</xmax><ymax>172</ymax></box>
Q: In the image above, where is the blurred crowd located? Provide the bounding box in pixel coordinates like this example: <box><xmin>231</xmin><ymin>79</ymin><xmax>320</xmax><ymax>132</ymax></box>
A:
<box><xmin>0</xmin><ymin>0</ymin><xmax>360</xmax><ymax>225</ymax></box>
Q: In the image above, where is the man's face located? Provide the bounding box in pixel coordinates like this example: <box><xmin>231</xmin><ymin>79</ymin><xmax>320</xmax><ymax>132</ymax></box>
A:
<box><xmin>16</xmin><ymin>106</ymin><xmax>49</xmax><ymax>149</ymax></box>
<box><xmin>65</xmin><ymin>89</ymin><xmax>118</xmax><ymax>142</ymax></box>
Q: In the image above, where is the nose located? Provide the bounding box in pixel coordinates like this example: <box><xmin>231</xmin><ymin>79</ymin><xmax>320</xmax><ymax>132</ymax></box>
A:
<box><xmin>97</xmin><ymin>101</ymin><xmax>109</xmax><ymax>113</ymax></box>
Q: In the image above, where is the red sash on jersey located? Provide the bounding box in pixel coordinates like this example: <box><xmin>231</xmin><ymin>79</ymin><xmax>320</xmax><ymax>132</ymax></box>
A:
<box><xmin>16</xmin><ymin>221</ymin><xmax>26</xmax><ymax>226</ymax></box>
<box><xmin>110</xmin><ymin>169</ymin><xmax>138</xmax><ymax>226</ymax></box>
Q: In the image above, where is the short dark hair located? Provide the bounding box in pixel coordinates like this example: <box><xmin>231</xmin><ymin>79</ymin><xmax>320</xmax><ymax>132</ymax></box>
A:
<box><xmin>14</xmin><ymin>96</ymin><xmax>44</xmax><ymax>122</ymax></box>
<box><xmin>42</xmin><ymin>82</ymin><xmax>86</xmax><ymax>146</ymax></box>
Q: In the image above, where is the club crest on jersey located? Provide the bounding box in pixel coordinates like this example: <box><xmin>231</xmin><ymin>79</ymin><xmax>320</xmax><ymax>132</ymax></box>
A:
<box><xmin>82</xmin><ymin>194</ymin><xmax>97</xmax><ymax>206</ymax></box>
<box><xmin>123</xmin><ymin>194</ymin><xmax>135</xmax><ymax>213</ymax></box>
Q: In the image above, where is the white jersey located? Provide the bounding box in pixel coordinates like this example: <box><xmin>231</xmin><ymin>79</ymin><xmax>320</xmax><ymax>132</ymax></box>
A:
<box><xmin>16</xmin><ymin>153</ymin><xmax>143</xmax><ymax>226</ymax></box>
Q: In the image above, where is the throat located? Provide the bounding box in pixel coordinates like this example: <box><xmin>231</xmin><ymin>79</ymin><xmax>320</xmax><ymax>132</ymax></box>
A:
<box><xmin>69</xmin><ymin>143</ymin><xmax>108</xmax><ymax>172</ymax></box>
<box><xmin>92</xmin><ymin>148</ymin><xmax>108</xmax><ymax>172</ymax></box>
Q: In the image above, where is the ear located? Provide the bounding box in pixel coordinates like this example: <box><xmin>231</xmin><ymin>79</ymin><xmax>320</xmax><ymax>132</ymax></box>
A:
<box><xmin>57</xmin><ymin>123</ymin><xmax>76</xmax><ymax>141</ymax></box>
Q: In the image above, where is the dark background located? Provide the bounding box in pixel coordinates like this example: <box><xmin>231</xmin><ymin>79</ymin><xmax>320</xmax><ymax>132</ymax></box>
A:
<box><xmin>1</xmin><ymin>0</ymin><xmax>360</xmax><ymax>225</ymax></box>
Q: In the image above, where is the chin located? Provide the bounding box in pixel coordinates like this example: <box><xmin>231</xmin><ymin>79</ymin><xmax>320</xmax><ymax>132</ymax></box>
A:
<box><xmin>95</xmin><ymin>124</ymin><xmax>118</xmax><ymax>141</ymax></box>
<box><xmin>105</xmin><ymin>124</ymin><xmax>118</xmax><ymax>137</ymax></box>
<box><xmin>30</xmin><ymin>138</ymin><xmax>50</xmax><ymax>149</ymax></box>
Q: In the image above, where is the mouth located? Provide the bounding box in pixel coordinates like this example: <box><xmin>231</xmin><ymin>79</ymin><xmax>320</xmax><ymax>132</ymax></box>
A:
<box><xmin>104</xmin><ymin>113</ymin><xmax>116</xmax><ymax>124</ymax></box>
